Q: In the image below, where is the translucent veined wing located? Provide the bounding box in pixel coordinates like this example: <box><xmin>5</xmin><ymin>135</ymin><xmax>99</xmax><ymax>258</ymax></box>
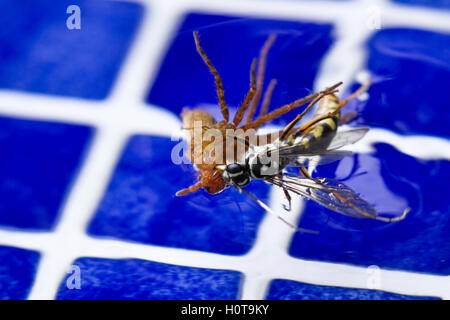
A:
<box><xmin>287</xmin><ymin>150</ymin><xmax>353</xmax><ymax>167</ymax></box>
<box><xmin>266</xmin><ymin>174</ymin><xmax>378</xmax><ymax>219</ymax></box>
<box><xmin>273</xmin><ymin>127</ymin><xmax>370</xmax><ymax>156</ymax></box>
<box><xmin>327</xmin><ymin>127</ymin><xmax>369</xmax><ymax>151</ymax></box>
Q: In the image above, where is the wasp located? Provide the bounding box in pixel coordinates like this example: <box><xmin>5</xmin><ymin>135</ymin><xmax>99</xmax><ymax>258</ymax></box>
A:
<box><xmin>176</xmin><ymin>31</ymin><xmax>341</xmax><ymax>197</ymax></box>
<box><xmin>219</xmin><ymin>83</ymin><xmax>411</xmax><ymax>225</ymax></box>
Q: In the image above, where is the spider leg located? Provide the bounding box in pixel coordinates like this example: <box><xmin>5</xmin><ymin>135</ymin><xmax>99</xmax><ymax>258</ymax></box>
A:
<box><xmin>240</xmin><ymin>82</ymin><xmax>342</xmax><ymax>131</ymax></box>
<box><xmin>232</xmin><ymin>58</ymin><xmax>257</xmax><ymax>126</ymax></box>
<box><xmin>336</xmin><ymin>82</ymin><xmax>371</xmax><ymax>124</ymax></box>
<box><xmin>244</xmin><ymin>34</ymin><xmax>277</xmax><ymax>124</ymax></box>
<box><xmin>290</xmin><ymin>82</ymin><xmax>369</xmax><ymax>137</ymax></box>
<box><xmin>256</xmin><ymin>78</ymin><xmax>277</xmax><ymax>120</ymax></box>
<box><xmin>175</xmin><ymin>180</ymin><xmax>205</xmax><ymax>196</ymax></box>
<box><xmin>249</xmin><ymin>79</ymin><xmax>278</xmax><ymax>142</ymax></box>
<box><xmin>251</xmin><ymin>89</ymin><xmax>334</xmax><ymax>145</ymax></box>
<box><xmin>253</xmin><ymin>91</ymin><xmax>327</xmax><ymax>146</ymax></box>
<box><xmin>193</xmin><ymin>31</ymin><xmax>229</xmax><ymax>122</ymax></box>
<box><xmin>293</xmin><ymin>113</ymin><xmax>335</xmax><ymax>138</ymax></box>
<box><xmin>337</xmin><ymin>81</ymin><xmax>370</xmax><ymax>109</ymax></box>
<box><xmin>278</xmin><ymin>90</ymin><xmax>332</xmax><ymax>141</ymax></box>
<box><xmin>253</xmin><ymin>91</ymin><xmax>329</xmax><ymax>145</ymax></box>
<box><xmin>254</xmin><ymin>131</ymin><xmax>277</xmax><ymax>146</ymax></box>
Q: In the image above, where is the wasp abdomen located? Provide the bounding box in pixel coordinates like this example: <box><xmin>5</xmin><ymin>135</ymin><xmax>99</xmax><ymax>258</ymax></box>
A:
<box><xmin>299</xmin><ymin>116</ymin><xmax>338</xmax><ymax>152</ymax></box>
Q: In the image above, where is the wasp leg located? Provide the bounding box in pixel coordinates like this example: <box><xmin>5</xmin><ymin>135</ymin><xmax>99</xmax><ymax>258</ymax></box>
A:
<box><xmin>274</xmin><ymin>173</ymin><xmax>292</xmax><ymax>211</ymax></box>
<box><xmin>282</xmin><ymin>187</ymin><xmax>292</xmax><ymax>212</ymax></box>
<box><xmin>193</xmin><ymin>31</ymin><xmax>229</xmax><ymax>122</ymax></box>
<box><xmin>236</xmin><ymin>184</ymin><xmax>318</xmax><ymax>234</ymax></box>
<box><xmin>241</xmin><ymin>82</ymin><xmax>342</xmax><ymax>131</ymax></box>
<box><xmin>245</xmin><ymin>34</ymin><xmax>277</xmax><ymax>124</ymax></box>
<box><xmin>299</xmin><ymin>165</ymin><xmax>319</xmax><ymax>181</ymax></box>
<box><xmin>233</xmin><ymin>58</ymin><xmax>257</xmax><ymax>126</ymax></box>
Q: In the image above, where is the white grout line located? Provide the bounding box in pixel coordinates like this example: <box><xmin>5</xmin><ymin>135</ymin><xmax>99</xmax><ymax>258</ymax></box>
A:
<box><xmin>247</xmin><ymin>0</ymin><xmax>369</xmax><ymax>300</ymax></box>
<box><xmin>25</xmin><ymin>0</ymin><xmax>191</xmax><ymax>299</ymax></box>
<box><xmin>0</xmin><ymin>0</ymin><xmax>448</xmax><ymax>301</ymax></box>
<box><xmin>1</xmin><ymin>227</ymin><xmax>448</xmax><ymax>299</ymax></box>
<box><xmin>109</xmin><ymin>1</ymin><xmax>185</xmax><ymax>103</ymax></box>
<box><xmin>27</xmin><ymin>127</ymin><xmax>130</xmax><ymax>299</ymax></box>
<box><xmin>0</xmin><ymin>90</ymin><xmax>448</xmax><ymax>160</ymax></box>
<box><xmin>345</xmin><ymin>127</ymin><xmax>450</xmax><ymax>160</ymax></box>
<box><xmin>144</xmin><ymin>0</ymin><xmax>450</xmax><ymax>32</ymax></box>
<box><xmin>313</xmin><ymin>2</ymin><xmax>376</xmax><ymax>93</ymax></box>
<box><xmin>240</xmin><ymin>186</ymin><xmax>307</xmax><ymax>300</ymax></box>
<box><xmin>234</xmin><ymin>0</ymin><xmax>450</xmax><ymax>301</ymax></box>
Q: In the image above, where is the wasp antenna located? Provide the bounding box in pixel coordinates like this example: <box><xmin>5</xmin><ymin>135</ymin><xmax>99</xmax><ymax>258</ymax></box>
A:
<box><xmin>234</xmin><ymin>185</ymin><xmax>318</xmax><ymax>234</ymax></box>
<box><xmin>390</xmin><ymin>207</ymin><xmax>411</xmax><ymax>222</ymax></box>
<box><xmin>375</xmin><ymin>207</ymin><xmax>410</xmax><ymax>222</ymax></box>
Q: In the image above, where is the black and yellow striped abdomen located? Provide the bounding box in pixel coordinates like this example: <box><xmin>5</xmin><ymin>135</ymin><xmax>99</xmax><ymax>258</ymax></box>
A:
<box><xmin>291</xmin><ymin>94</ymin><xmax>341</xmax><ymax>153</ymax></box>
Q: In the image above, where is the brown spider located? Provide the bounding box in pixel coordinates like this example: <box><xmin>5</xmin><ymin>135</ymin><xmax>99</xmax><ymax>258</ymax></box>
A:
<box><xmin>176</xmin><ymin>31</ymin><xmax>341</xmax><ymax>196</ymax></box>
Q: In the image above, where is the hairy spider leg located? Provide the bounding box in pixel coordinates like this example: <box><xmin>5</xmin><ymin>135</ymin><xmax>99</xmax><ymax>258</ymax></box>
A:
<box><xmin>256</xmin><ymin>79</ymin><xmax>278</xmax><ymax>122</ymax></box>
<box><xmin>249</xmin><ymin>88</ymin><xmax>336</xmax><ymax>146</ymax></box>
<box><xmin>240</xmin><ymin>82</ymin><xmax>343</xmax><ymax>131</ymax></box>
<box><xmin>278</xmin><ymin>90</ymin><xmax>335</xmax><ymax>141</ymax></box>
<box><xmin>232</xmin><ymin>58</ymin><xmax>257</xmax><ymax>126</ymax></box>
<box><xmin>245</xmin><ymin>34</ymin><xmax>277</xmax><ymax>124</ymax></box>
<box><xmin>193</xmin><ymin>31</ymin><xmax>229</xmax><ymax>122</ymax></box>
<box><xmin>175</xmin><ymin>180</ymin><xmax>205</xmax><ymax>196</ymax></box>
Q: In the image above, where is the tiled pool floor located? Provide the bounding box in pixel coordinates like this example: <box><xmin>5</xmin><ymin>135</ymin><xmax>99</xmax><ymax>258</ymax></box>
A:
<box><xmin>0</xmin><ymin>0</ymin><xmax>449</xmax><ymax>300</ymax></box>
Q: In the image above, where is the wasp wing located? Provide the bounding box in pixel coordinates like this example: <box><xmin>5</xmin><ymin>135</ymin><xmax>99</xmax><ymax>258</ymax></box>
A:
<box><xmin>266</xmin><ymin>174</ymin><xmax>377</xmax><ymax>219</ymax></box>
<box><xmin>327</xmin><ymin>127</ymin><xmax>369</xmax><ymax>151</ymax></box>
<box><xmin>273</xmin><ymin>127</ymin><xmax>369</xmax><ymax>156</ymax></box>
<box><xmin>287</xmin><ymin>150</ymin><xmax>353</xmax><ymax>167</ymax></box>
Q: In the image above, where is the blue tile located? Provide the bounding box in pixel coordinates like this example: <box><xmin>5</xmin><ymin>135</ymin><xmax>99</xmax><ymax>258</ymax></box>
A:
<box><xmin>88</xmin><ymin>135</ymin><xmax>269</xmax><ymax>255</ymax></box>
<box><xmin>266</xmin><ymin>279</ymin><xmax>440</xmax><ymax>300</ymax></box>
<box><xmin>392</xmin><ymin>0</ymin><xmax>450</xmax><ymax>10</ymax></box>
<box><xmin>147</xmin><ymin>13</ymin><xmax>334</xmax><ymax>126</ymax></box>
<box><xmin>0</xmin><ymin>245</ymin><xmax>41</xmax><ymax>300</ymax></box>
<box><xmin>0</xmin><ymin>0</ymin><xmax>143</xmax><ymax>99</ymax></box>
<box><xmin>56</xmin><ymin>257</ymin><xmax>242</xmax><ymax>299</ymax></box>
<box><xmin>289</xmin><ymin>143</ymin><xmax>450</xmax><ymax>275</ymax></box>
<box><xmin>356</xmin><ymin>28</ymin><xmax>450</xmax><ymax>138</ymax></box>
<box><xmin>0</xmin><ymin>116</ymin><xmax>93</xmax><ymax>230</ymax></box>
